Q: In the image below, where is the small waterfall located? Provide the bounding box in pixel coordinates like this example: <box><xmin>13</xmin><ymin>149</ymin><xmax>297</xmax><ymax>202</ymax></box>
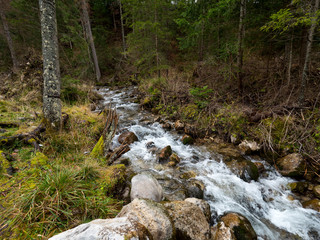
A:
<box><xmin>98</xmin><ymin>87</ymin><xmax>320</xmax><ymax>240</ymax></box>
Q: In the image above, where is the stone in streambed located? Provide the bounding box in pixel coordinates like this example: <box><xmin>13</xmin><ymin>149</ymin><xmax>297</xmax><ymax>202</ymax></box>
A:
<box><xmin>276</xmin><ymin>153</ymin><xmax>306</xmax><ymax>178</ymax></box>
<box><xmin>211</xmin><ymin>213</ymin><xmax>257</xmax><ymax>240</ymax></box>
<box><xmin>238</xmin><ymin>140</ymin><xmax>260</xmax><ymax>155</ymax></box>
<box><xmin>118</xmin><ymin>131</ymin><xmax>138</xmax><ymax>145</ymax></box>
<box><xmin>302</xmin><ymin>199</ymin><xmax>320</xmax><ymax>212</ymax></box>
<box><xmin>225</xmin><ymin>158</ymin><xmax>259</xmax><ymax>182</ymax></box>
<box><xmin>167</xmin><ymin>153</ymin><xmax>180</xmax><ymax>167</ymax></box>
<box><xmin>117</xmin><ymin>198</ymin><xmax>175</xmax><ymax>240</ymax></box>
<box><xmin>164</xmin><ymin>200</ymin><xmax>211</xmax><ymax>240</ymax></box>
<box><xmin>185</xmin><ymin>198</ymin><xmax>211</xmax><ymax>223</ymax></box>
<box><xmin>130</xmin><ymin>173</ymin><xmax>163</xmax><ymax>202</ymax></box>
<box><xmin>313</xmin><ymin>185</ymin><xmax>320</xmax><ymax>198</ymax></box>
<box><xmin>49</xmin><ymin>217</ymin><xmax>152</xmax><ymax>240</ymax></box>
<box><xmin>182</xmin><ymin>134</ymin><xmax>194</xmax><ymax>145</ymax></box>
<box><xmin>174</xmin><ymin>120</ymin><xmax>185</xmax><ymax>131</ymax></box>
<box><xmin>158</xmin><ymin>145</ymin><xmax>172</xmax><ymax>163</ymax></box>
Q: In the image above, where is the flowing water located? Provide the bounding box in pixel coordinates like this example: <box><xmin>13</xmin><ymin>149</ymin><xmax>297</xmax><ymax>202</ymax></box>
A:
<box><xmin>98</xmin><ymin>87</ymin><xmax>320</xmax><ymax>240</ymax></box>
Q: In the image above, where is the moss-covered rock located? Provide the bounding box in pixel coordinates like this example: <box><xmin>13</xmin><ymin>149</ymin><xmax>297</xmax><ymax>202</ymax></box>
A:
<box><xmin>313</xmin><ymin>185</ymin><xmax>320</xmax><ymax>199</ymax></box>
<box><xmin>90</xmin><ymin>136</ymin><xmax>104</xmax><ymax>158</ymax></box>
<box><xmin>225</xmin><ymin>158</ymin><xmax>259</xmax><ymax>182</ymax></box>
<box><xmin>100</xmin><ymin>164</ymin><xmax>127</xmax><ymax>197</ymax></box>
<box><xmin>212</xmin><ymin>212</ymin><xmax>257</xmax><ymax>240</ymax></box>
<box><xmin>182</xmin><ymin>134</ymin><xmax>194</xmax><ymax>145</ymax></box>
<box><xmin>302</xmin><ymin>199</ymin><xmax>320</xmax><ymax>212</ymax></box>
<box><xmin>158</xmin><ymin>145</ymin><xmax>172</xmax><ymax>163</ymax></box>
<box><xmin>288</xmin><ymin>182</ymin><xmax>308</xmax><ymax>194</ymax></box>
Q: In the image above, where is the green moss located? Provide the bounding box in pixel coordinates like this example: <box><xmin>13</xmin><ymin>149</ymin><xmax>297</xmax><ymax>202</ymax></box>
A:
<box><xmin>30</xmin><ymin>152</ymin><xmax>49</xmax><ymax>168</ymax></box>
<box><xmin>182</xmin><ymin>135</ymin><xmax>194</xmax><ymax>145</ymax></box>
<box><xmin>0</xmin><ymin>151</ymin><xmax>10</xmax><ymax>176</ymax></box>
<box><xmin>99</xmin><ymin>164</ymin><xmax>126</xmax><ymax>196</ymax></box>
<box><xmin>90</xmin><ymin>136</ymin><xmax>104</xmax><ymax>158</ymax></box>
<box><xmin>181</xmin><ymin>104</ymin><xmax>199</xmax><ymax>120</ymax></box>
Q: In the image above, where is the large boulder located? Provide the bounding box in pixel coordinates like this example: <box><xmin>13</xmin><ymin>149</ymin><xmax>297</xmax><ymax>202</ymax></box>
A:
<box><xmin>276</xmin><ymin>153</ymin><xmax>306</xmax><ymax>178</ymax></box>
<box><xmin>117</xmin><ymin>198</ymin><xmax>175</xmax><ymax>240</ymax></box>
<box><xmin>49</xmin><ymin>217</ymin><xmax>151</xmax><ymax>240</ymax></box>
<box><xmin>164</xmin><ymin>200</ymin><xmax>211</xmax><ymax>240</ymax></box>
<box><xmin>211</xmin><ymin>213</ymin><xmax>257</xmax><ymax>240</ymax></box>
<box><xmin>185</xmin><ymin>198</ymin><xmax>211</xmax><ymax>223</ymax></box>
<box><xmin>130</xmin><ymin>173</ymin><xmax>163</xmax><ymax>202</ymax></box>
<box><xmin>118</xmin><ymin>131</ymin><xmax>138</xmax><ymax>145</ymax></box>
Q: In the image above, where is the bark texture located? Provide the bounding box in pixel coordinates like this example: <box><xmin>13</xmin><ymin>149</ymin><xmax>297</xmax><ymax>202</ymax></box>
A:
<box><xmin>119</xmin><ymin>0</ymin><xmax>126</xmax><ymax>52</ymax></box>
<box><xmin>39</xmin><ymin>0</ymin><xmax>62</xmax><ymax>129</ymax></box>
<box><xmin>300</xmin><ymin>0</ymin><xmax>320</xmax><ymax>103</ymax></box>
<box><xmin>80</xmin><ymin>0</ymin><xmax>101</xmax><ymax>82</ymax></box>
<box><xmin>0</xmin><ymin>0</ymin><xmax>18</xmax><ymax>71</ymax></box>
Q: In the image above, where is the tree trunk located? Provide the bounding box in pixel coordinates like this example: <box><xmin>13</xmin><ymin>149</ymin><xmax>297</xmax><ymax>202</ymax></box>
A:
<box><xmin>80</xmin><ymin>0</ymin><xmax>101</xmax><ymax>82</ymax></box>
<box><xmin>155</xmin><ymin>2</ymin><xmax>160</xmax><ymax>78</ymax></box>
<box><xmin>287</xmin><ymin>33</ymin><xmax>293</xmax><ymax>85</ymax></box>
<box><xmin>39</xmin><ymin>0</ymin><xmax>61</xmax><ymax>130</ymax></box>
<box><xmin>0</xmin><ymin>0</ymin><xmax>18</xmax><ymax>71</ymax></box>
<box><xmin>237</xmin><ymin>0</ymin><xmax>246</xmax><ymax>96</ymax></box>
<box><xmin>299</xmin><ymin>0</ymin><xmax>320</xmax><ymax>104</ymax></box>
<box><xmin>119</xmin><ymin>0</ymin><xmax>126</xmax><ymax>53</ymax></box>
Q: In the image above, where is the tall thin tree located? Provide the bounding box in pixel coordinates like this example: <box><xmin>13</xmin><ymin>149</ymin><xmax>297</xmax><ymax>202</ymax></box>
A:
<box><xmin>119</xmin><ymin>0</ymin><xmax>126</xmax><ymax>53</ymax></box>
<box><xmin>237</xmin><ymin>0</ymin><xmax>246</xmax><ymax>96</ymax></box>
<box><xmin>0</xmin><ymin>0</ymin><xmax>18</xmax><ymax>71</ymax></box>
<box><xmin>80</xmin><ymin>0</ymin><xmax>101</xmax><ymax>82</ymax></box>
<box><xmin>39</xmin><ymin>0</ymin><xmax>62</xmax><ymax>130</ymax></box>
<box><xmin>299</xmin><ymin>0</ymin><xmax>320</xmax><ymax>103</ymax></box>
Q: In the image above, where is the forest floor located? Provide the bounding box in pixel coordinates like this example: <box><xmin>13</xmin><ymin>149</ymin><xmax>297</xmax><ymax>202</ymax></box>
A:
<box><xmin>0</xmin><ymin>59</ymin><xmax>129</xmax><ymax>239</ymax></box>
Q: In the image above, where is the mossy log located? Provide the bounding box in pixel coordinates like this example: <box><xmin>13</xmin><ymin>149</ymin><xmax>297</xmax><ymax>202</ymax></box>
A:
<box><xmin>0</xmin><ymin>113</ymin><xmax>69</xmax><ymax>151</ymax></box>
<box><xmin>91</xmin><ymin>107</ymin><xmax>118</xmax><ymax>158</ymax></box>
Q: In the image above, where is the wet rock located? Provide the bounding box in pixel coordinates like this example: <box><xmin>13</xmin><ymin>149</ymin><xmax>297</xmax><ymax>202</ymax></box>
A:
<box><xmin>117</xmin><ymin>198</ymin><xmax>174</xmax><ymax>240</ymax></box>
<box><xmin>158</xmin><ymin>145</ymin><xmax>172</xmax><ymax>163</ymax></box>
<box><xmin>180</xmin><ymin>171</ymin><xmax>197</xmax><ymax>180</ymax></box>
<box><xmin>184</xmin><ymin>124</ymin><xmax>197</xmax><ymax>138</ymax></box>
<box><xmin>154</xmin><ymin>116</ymin><xmax>161</xmax><ymax>122</ymax></box>
<box><xmin>238</xmin><ymin>140</ymin><xmax>261</xmax><ymax>155</ymax></box>
<box><xmin>49</xmin><ymin>217</ymin><xmax>151</xmax><ymax>240</ymax></box>
<box><xmin>186</xmin><ymin>179</ymin><xmax>205</xmax><ymax>199</ymax></box>
<box><xmin>164</xmin><ymin>200</ymin><xmax>211</xmax><ymax>240</ymax></box>
<box><xmin>112</xmin><ymin>157</ymin><xmax>131</xmax><ymax>166</ymax></box>
<box><xmin>167</xmin><ymin>153</ymin><xmax>180</xmax><ymax>167</ymax></box>
<box><xmin>302</xmin><ymin>199</ymin><xmax>320</xmax><ymax>212</ymax></box>
<box><xmin>226</xmin><ymin>159</ymin><xmax>259</xmax><ymax>182</ymax></box>
<box><xmin>174</xmin><ymin>120</ymin><xmax>185</xmax><ymax>131</ymax></box>
<box><xmin>276</xmin><ymin>153</ymin><xmax>306</xmax><ymax>178</ymax></box>
<box><xmin>182</xmin><ymin>134</ymin><xmax>194</xmax><ymax>145</ymax></box>
<box><xmin>208</xmin><ymin>143</ymin><xmax>242</xmax><ymax>159</ymax></box>
<box><xmin>253</xmin><ymin>162</ymin><xmax>265</xmax><ymax>174</ymax></box>
<box><xmin>162</xmin><ymin>122</ymin><xmax>172</xmax><ymax>130</ymax></box>
<box><xmin>185</xmin><ymin>198</ymin><xmax>211</xmax><ymax>223</ymax></box>
<box><xmin>288</xmin><ymin>182</ymin><xmax>308</xmax><ymax>194</ymax></box>
<box><xmin>118</xmin><ymin>131</ymin><xmax>138</xmax><ymax>145</ymax></box>
<box><xmin>146</xmin><ymin>141</ymin><xmax>155</xmax><ymax>149</ymax></box>
<box><xmin>313</xmin><ymin>185</ymin><xmax>320</xmax><ymax>198</ymax></box>
<box><xmin>130</xmin><ymin>173</ymin><xmax>163</xmax><ymax>202</ymax></box>
<box><xmin>211</xmin><ymin>213</ymin><xmax>257</xmax><ymax>240</ymax></box>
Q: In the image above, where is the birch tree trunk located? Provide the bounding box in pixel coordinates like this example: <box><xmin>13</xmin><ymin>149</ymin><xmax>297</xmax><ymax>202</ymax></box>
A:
<box><xmin>80</xmin><ymin>0</ymin><xmax>101</xmax><ymax>82</ymax></box>
<box><xmin>237</xmin><ymin>0</ymin><xmax>246</xmax><ymax>96</ymax></box>
<box><xmin>0</xmin><ymin>0</ymin><xmax>18</xmax><ymax>71</ymax></box>
<box><xmin>299</xmin><ymin>0</ymin><xmax>320</xmax><ymax>104</ymax></box>
<box><xmin>39</xmin><ymin>0</ymin><xmax>61</xmax><ymax>130</ymax></box>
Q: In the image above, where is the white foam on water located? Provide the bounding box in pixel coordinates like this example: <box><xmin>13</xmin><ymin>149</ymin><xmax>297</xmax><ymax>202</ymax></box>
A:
<box><xmin>99</xmin><ymin>87</ymin><xmax>320</xmax><ymax>240</ymax></box>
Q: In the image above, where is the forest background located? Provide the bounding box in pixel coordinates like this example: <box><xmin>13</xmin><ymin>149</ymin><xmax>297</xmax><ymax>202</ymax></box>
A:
<box><xmin>1</xmin><ymin>0</ymin><xmax>320</xmax><ymax>237</ymax></box>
